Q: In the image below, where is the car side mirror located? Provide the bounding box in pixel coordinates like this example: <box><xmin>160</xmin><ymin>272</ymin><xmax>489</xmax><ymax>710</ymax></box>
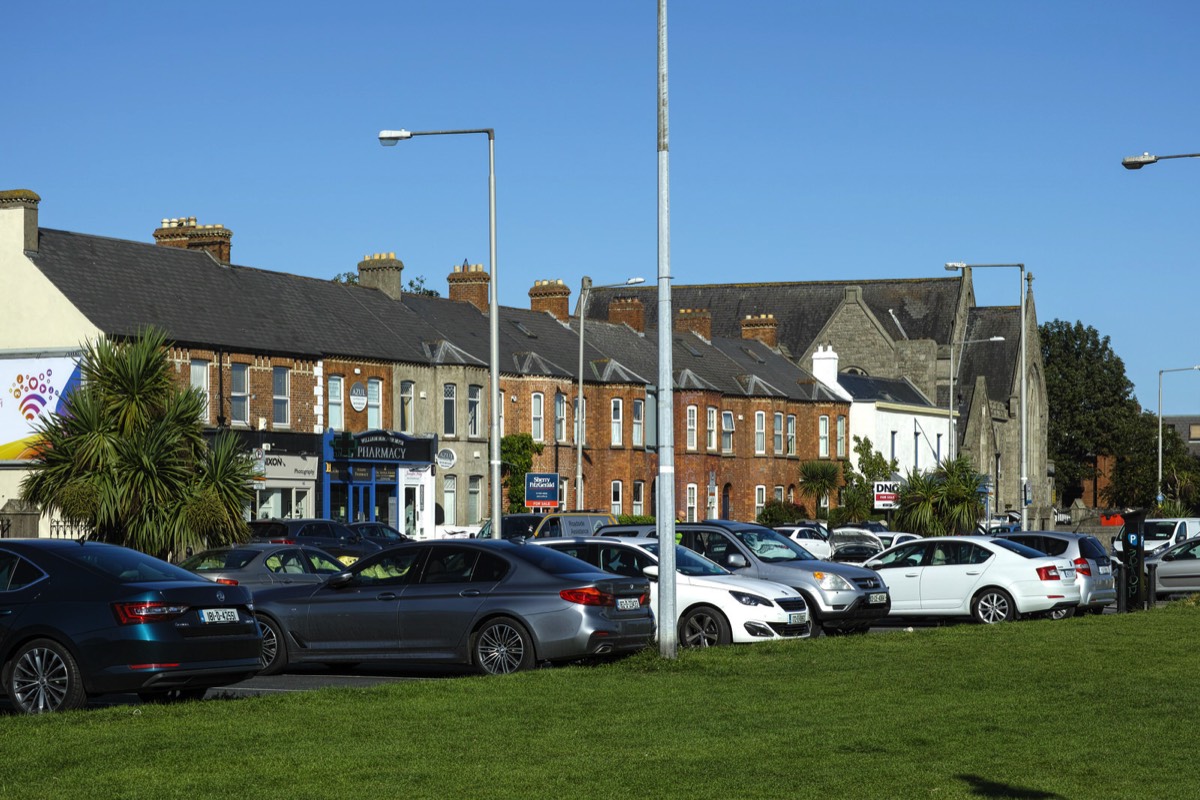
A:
<box><xmin>327</xmin><ymin>571</ymin><xmax>355</xmax><ymax>588</ymax></box>
<box><xmin>1163</xmin><ymin>554</ymin><xmax>1175</xmax><ymax>562</ymax></box>
<box><xmin>642</xmin><ymin>564</ymin><xmax>660</xmax><ymax>581</ymax></box>
<box><xmin>726</xmin><ymin>553</ymin><xmax>748</xmax><ymax>569</ymax></box>
<box><xmin>866</xmin><ymin>560</ymin><xmax>882</xmax><ymax>570</ymax></box>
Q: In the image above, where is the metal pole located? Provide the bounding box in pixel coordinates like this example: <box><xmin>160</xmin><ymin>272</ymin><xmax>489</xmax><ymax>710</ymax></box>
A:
<box><xmin>1158</xmin><ymin>369</ymin><xmax>1164</xmax><ymax>506</ymax></box>
<box><xmin>948</xmin><ymin>340</ymin><xmax>955</xmax><ymax>461</ymax></box>
<box><xmin>576</xmin><ymin>277</ymin><xmax>591</xmax><ymax>511</ymax></box>
<box><xmin>1019</xmin><ymin>267</ymin><xmax>1027</xmax><ymax>532</ymax></box>
<box><xmin>487</xmin><ymin>133</ymin><xmax>501</xmax><ymax>537</ymax></box>
<box><xmin>656</xmin><ymin>0</ymin><xmax>678</xmax><ymax>658</ymax></box>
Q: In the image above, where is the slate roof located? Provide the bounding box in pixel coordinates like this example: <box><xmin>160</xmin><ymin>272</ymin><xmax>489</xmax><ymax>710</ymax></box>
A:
<box><xmin>585</xmin><ymin>278</ymin><xmax>962</xmax><ymax>356</ymax></box>
<box><xmin>955</xmin><ymin>305</ymin><xmax>1020</xmax><ymax>416</ymax></box>
<box><xmin>838</xmin><ymin>373</ymin><xmax>935</xmax><ymax>407</ymax></box>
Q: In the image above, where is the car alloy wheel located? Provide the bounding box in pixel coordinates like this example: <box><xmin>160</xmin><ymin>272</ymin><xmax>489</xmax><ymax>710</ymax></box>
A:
<box><xmin>1047</xmin><ymin>607</ymin><xmax>1074</xmax><ymax>621</ymax></box>
<box><xmin>678</xmin><ymin>606</ymin><xmax>732</xmax><ymax>647</ymax></box>
<box><xmin>8</xmin><ymin>638</ymin><xmax>86</xmax><ymax>714</ymax></box>
<box><xmin>473</xmin><ymin>617</ymin><xmax>534</xmax><ymax>675</ymax></box>
<box><xmin>257</xmin><ymin>616</ymin><xmax>288</xmax><ymax>676</ymax></box>
<box><xmin>972</xmin><ymin>588</ymin><xmax>1015</xmax><ymax>624</ymax></box>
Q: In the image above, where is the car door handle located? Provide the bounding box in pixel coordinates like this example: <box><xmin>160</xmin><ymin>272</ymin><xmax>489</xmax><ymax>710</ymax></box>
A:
<box><xmin>377</xmin><ymin>592</ymin><xmax>399</xmax><ymax>601</ymax></box>
<box><xmin>966</xmin><ymin>571</ymin><xmax>982</xmax><ymax>575</ymax></box>
<box><xmin>904</xmin><ymin>572</ymin><xmax>919</xmax><ymax>577</ymax></box>
<box><xmin>459</xmin><ymin>589</ymin><xmax>481</xmax><ymax>597</ymax></box>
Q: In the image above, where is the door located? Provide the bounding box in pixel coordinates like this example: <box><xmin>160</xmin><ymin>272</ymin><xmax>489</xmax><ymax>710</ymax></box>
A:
<box><xmin>398</xmin><ymin>546</ymin><xmax>504</xmax><ymax>658</ymax></box>
<box><xmin>1157</xmin><ymin>540</ymin><xmax>1200</xmax><ymax>594</ymax></box>
<box><xmin>919</xmin><ymin>541</ymin><xmax>992</xmax><ymax>612</ymax></box>
<box><xmin>404</xmin><ymin>486</ymin><xmax>418</xmax><ymax>537</ymax></box>
<box><xmin>871</xmin><ymin>542</ymin><xmax>929</xmax><ymax>612</ymax></box>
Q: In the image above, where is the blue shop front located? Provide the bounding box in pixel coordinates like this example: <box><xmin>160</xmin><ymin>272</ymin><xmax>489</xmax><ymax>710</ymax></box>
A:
<box><xmin>322</xmin><ymin>429</ymin><xmax>437</xmax><ymax>539</ymax></box>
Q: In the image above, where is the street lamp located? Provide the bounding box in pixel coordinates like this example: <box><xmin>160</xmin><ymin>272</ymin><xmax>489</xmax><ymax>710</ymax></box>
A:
<box><xmin>576</xmin><ymin>275</ymin><xmax>645</xmax><ymax>510</ymax></box>
<box><xmin>946</xmin><ymin>262</ymin><xmax>1028</xmax><ymax>529</ymax></box>
<box><xmin>1157</xmin><ymin>365</ymin><xmax>1200</xmax><ymax>506</ymax></box>
<box><xmin>1122</xmin><ymin>151</ymin><xmax>1200</xmax><ymax>170</ymax></box>
<box><xmin>379</xmin><ymin>127</ymin><xmax>502</xmax><ymax>537</ymax></box>
<box><xmin>947</xmin><ymin>336</ymin><xmax>1004</xmax><ymax>461</ymax></box>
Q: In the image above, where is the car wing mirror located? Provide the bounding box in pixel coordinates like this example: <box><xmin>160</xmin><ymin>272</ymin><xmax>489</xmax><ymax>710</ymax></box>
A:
<box><xmin>1163</xmin><ymin>554</ymin><xmax>1175</xmax><ymax>562</ymax></box>
<box><xmin>726</xmin><ymin>553</ymin><xmax>748</xmax><ymax>569</ymax></box>
<box><xmin>327</xmin><ymin>571</ymin><xmax>355</xmax><ymax>588</ymax></box>
<box><xmin>866</xmin><ymin>560</ymin><xmax>883</xmax><ymax>570</ymax></box>
<box><xmin>642</xmin><ymin>564</ymin><xmax>660</xmax><ymax>581</ymax></box>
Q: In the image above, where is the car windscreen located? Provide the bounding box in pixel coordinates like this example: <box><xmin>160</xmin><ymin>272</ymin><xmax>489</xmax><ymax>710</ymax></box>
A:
<box><xmin>641</xmin><ymin>542</ymin><xmax>729</xmax><ymax>576</ymax></box>
<box><xmin>1142</xmin><ymin>521</ymin><xmax>1178</xmax><ymax>542</ymax></box>
<box><xmin>989</xmin><ymin>539</ymin><xmax>1047</xmax><ymax>559</ymax></box>
<box><xmin>507</xmin><ymin>543</ymin><xmax>604</xmax><ymax>576</ymax></box>
<box><xmin>58</xmin><ymin>544</ymin><xmax>203</xmax><ymax>583</ymax></box>
<box><xmin>500</xmin><ymin>516</ymin><xmax>541</xmax><ymax>539</ymax></box>
<box><xmin>179</xmin><ymin>549</ymin><xmax>259</xmax><ymax>572</ymax></box>
<box><xmin>731</xmin><ymin>528</ymin><xmax>817</xmax><ymax>562</ymax></box>
<box><xmin>1079</xmin><ymin>536</ymin><xmax>1110</xmax><ymax>561</ymax></box>
<box><xmin>249</xmin><ymin>522</ymin><xmax>288</xmax><ymax>538</ymax></box>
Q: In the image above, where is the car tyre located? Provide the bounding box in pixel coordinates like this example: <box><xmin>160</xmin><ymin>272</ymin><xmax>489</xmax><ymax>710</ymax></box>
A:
<box><xmin>1046</xmin><ymin>606</ymin><xmax>1075</xmax><ymax>621</ymax></box>
<box><xmin>7</xmin><ymin>638</ymin><xmax>87</xmax><ymax>714</ymax></box>
<box><xmin>971</xmin><ymin>588</ymin><xmax>1016</xmax><ymax>624</ymax></box>
<box><xmin>473</xmin><ymin>616</ymin><xmax>535</xmax><ymax>675</ymax></box>
<box><xmin>678</xmin><ymin>605</ymin><xmax>732</xmax><ymax>648</ymax></box>
<box><xmin>257</xmin><ymin>615</ymin><xmax>289</xmax><ymax>676</ymax></box>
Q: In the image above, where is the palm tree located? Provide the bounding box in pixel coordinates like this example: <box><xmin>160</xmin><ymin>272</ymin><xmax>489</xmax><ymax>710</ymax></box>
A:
<box><xmin>892</xmin><ymin>456</ymin><xmax>986</xmax><ymax>536</ymax></box>
<box><xmin>798</xmin><ymin>460</ymin><xmax>841</xmax><ymax>519</ymax></box>
<box><xmin>21</xmin><ymin>328</ymin><xmax>254</xmax><ymax>556</ymax></box>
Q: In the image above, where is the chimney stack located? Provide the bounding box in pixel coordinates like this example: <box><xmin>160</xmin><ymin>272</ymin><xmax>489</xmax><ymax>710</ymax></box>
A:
<box><xmin>358</xmin><ymin>252</ymin><xmax>404</xmax><ymax>300</ymax></box>
<box><xmin>674</xmin><ymin>308</ymin><xmax>712</xmax><ymax>340</ymax></box>
<box><xmin>529</xmin><ymin>279</ymin><xmax>571</xmax><ymax>321</ymax></box>
<box><xmin>0</xmin><ymin>189</ymin><xmax>40</xmax><ymax>253</ymax></box>
<box><xmin>740</xmin><ymin>313</ymin><xmax>778</xmax><ymax>348</ymax></box>
<box><xmin>607</xmin><ymin>295</ymin><xmax>645</xmax><ymax>332</ymax></box>
<box><xmin>447</xmin><ymin>262</ymin><xmax>490</xmax><ymax>313</ymax></box>
<box><xmin>153</xmin><ymin>217</ymin><xmax>232</xmax><ymax>263</ymax></box>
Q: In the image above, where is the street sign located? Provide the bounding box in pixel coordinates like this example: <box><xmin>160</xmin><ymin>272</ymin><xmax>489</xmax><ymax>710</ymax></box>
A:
<box><xmin>873</xmin><ymin>481</ymin><xmax>900</xmax><ymax>510</ymax></box>
<box><xmin>525</xmin><ymin>473</ymin><xmax>560</xmax><ymax>509</ymax></box>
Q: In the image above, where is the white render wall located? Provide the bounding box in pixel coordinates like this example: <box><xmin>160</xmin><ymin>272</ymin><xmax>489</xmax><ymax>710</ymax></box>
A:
<box><xmin>848</xmin><ymin>401</ymin><xmax>952</xmax><ymax>478</ymax></box>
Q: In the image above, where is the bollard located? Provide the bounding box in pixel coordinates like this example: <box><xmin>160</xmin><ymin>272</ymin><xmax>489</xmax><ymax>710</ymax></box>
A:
<box><xmin>1146</xmin><ymin>562</ymin><xmax>1158</xmax><ymax>610</ymax></box>
<box><xmin>1114</xmin><ymin>561</ymin><xmax>1127</xmax><ymax>613</ymax></box>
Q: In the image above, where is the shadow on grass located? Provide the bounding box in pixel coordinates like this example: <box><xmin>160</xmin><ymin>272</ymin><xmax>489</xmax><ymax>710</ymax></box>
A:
<box><xmin>957</xmin><ymin>774</ymin><xmax>1066</xmax><ymax>799</ymax></box>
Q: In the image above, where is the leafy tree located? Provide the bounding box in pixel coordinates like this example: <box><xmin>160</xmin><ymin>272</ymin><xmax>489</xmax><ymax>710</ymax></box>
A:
<box><xmin>1040</xmin><ymin>320</ymin><xmax>1141</xmax><ymax>506</ymax></box>
<box><xmin>756</xmin><ymin>499</ymin><xmax>809</xmax><ymax>526</ymax></box>
<box><xmin>798</xmin><ymin>460</ymin><xmax>840</xmax><ymax>519</ymax></box>
<box><xmin>20</xmin><ymin>328</ymin><xmax>254</xmax><ymax>556</ymax></box>
<box><xmin>1103</xmin><ymin>410</ymin><xmax>1200</xmax><ymax>511</ymax></box>
<box><xmin>893</xmin><ymin>456</ymin><xmax>986</xmax><ymax>535</ymax></box>
<box><xmin>833</xmin><ymin>436</ymin><xmax>898</xmax><ymax>526</ymax></box>
<box><xmin>499</xmin><ymin>434</ymin><xmax>543</xmax><ymax>513</ymax></box>
<box><xmin>331</xmin><ymin>271</ymin><xmax>440</xmax><ymax>297</ymax></box>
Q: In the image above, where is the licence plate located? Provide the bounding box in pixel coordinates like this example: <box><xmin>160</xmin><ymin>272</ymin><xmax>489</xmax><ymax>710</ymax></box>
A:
<box><xmin>616</xmin><ymin>597</ymin><xmax>640</xmax><ymax>611</ymax></box>
<box><xmin>1099</xmin><ymin>565</ymin><xmax>1111</xmax><ymax>575</ymax></box>
<box><xmin>788</xmin><ymin>611</ymin><xmax>809</xmax><ymax>625</ymax></box>
<box><xmin>868</xmin><ymin>592</ymin><xmax>888</xmax><ymax>605</ymax></box>
<box><xmin>199</xmin><ymin>608</ymin><xmax>239</xmax><ymax>624</ymax></box>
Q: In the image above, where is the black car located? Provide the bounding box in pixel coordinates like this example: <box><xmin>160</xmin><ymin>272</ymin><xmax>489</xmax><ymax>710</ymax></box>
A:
<box><xmin>248</xmin><ymin>518</ymin><xmax>383</xmax><ymax>565</ymax></box>
<box><xmin>0</xmin><ymin>539</ymin><xmax>261</xmax><ymax>713</ymax></box>
<box><xmin>347</xmin><ymin>521</ymin><xmax>412</xmax><ymax>547</ymax></box>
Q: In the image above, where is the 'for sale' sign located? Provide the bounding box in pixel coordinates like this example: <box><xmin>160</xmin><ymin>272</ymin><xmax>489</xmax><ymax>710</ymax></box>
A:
<box><xmin>873</xmin><ymin>481</ymin><xmax>900</xmax><ymax>510</ymax></box>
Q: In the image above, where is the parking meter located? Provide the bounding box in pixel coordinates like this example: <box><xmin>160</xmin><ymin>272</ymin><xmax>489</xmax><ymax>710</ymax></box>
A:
<box><xmin>1118</xmin><ymin>509</ymin><xmax>1147</xmax><ymax>612</ymax></box>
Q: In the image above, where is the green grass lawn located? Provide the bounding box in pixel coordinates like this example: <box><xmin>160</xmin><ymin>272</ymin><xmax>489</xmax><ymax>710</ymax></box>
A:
<box><xmin>4</xmin><ymin>603</ymin><xmax>1198</xmax><ymax>800</ymax></box>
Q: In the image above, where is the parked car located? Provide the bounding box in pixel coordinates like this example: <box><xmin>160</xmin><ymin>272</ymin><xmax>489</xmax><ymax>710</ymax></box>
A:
<box><xmin>1145</xmin><ymin>538</ymin><xmax>1200</xmax><ymax>599</ymax></box>
<box><xmin>347</xmin><ymin>521</ymin><xmax>412</xmax><ymax>546</ymax></box>
<box><xmin>179</xmin><ymin>543</ymin><xmax>346</xmax><ymax>588</ymax></box>
<box><xmin>252</xmin><ymin>539</ymin><xmax>654</xmax><ymax>676</ymax></box>
<box><xmin>876</xmin><ymin>532</ymin><xmax>919</xmax><ymax>549</ymax></box>
<box><xmin>994</xmin><ymin>531</ymin><xmax>1115</xmax><ymax>617</ymax></box>
<box><xmin>477</xmin><ymin>512</ymin><xmax>618</xmax><ymax>540</ymax></box>
<box><xmin>1114</xmin><ymin>517</ymin><xmax>1200</xmax><ymax>556</ymax></box>
<box><xmin>248</xmin><ymin>518</ymin><xmax>383</xmax><ymax>565</ymax></box>
<box><xmin>0</xmin><ymin>539</ymin><xmax>261</xmax><ymax>713</ymax></box>
<box><xmin>536</xmin><ymin>537</ymin><xmax>812</xmax><ymax>645</ymax></box>
<box><xmin>828</xmin><ymin>528</ymin><xmax>885</xmax><ymax>564</ymax></box>
<box><xmin>864</xmin><ymin>536</ymin><xmax>1080</xmax><ymax>624</ymax></box>
<box><xmin>599</xmin><ymin>521</ymin><xmax>891</xmax><ymax>635</ymax></box>
<box><xmin>774</xmin><ymin>525</ymin><xmax>832</xmax><ymax>559</ymax></box>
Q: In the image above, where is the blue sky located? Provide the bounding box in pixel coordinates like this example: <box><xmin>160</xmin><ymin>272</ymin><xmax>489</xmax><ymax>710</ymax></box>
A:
<box><xmin>7</xmin><ymin>2</ymin><xmax>1200</xmax><ymax>412</ymax></box>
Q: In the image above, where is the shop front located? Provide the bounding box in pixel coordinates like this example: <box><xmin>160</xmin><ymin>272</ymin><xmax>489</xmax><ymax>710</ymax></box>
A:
<box><xmin>322</xmin><ymin>429</ymin><xmax>437</xmax><ymax>539</ymax></box>
<box><xmin>253</xmin><ymin>451</ymin><xmax>320</xmax><ymax>519</ymax></box>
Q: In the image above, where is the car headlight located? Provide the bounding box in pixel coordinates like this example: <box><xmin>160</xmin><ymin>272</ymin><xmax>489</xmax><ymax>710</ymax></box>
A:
<box><xmin>729</xmin><ymin>591</ymin><xmax>772</xmax><ymax>607</ymax></box>
<box><xmin>811</xmin><ymin>571</ymin><xmax>854</xmax><ymax>591</ymax></box>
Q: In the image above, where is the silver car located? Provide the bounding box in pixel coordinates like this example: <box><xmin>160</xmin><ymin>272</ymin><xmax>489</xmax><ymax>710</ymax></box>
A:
<box><xmin>179</xmin><ymin>543</ymin><xmax>346</xmax><ymax>588</ymax></box>
<box><xmin>996</xmin><ymin>531</ymin><xmax>1115</xmax><ymax>617</ymax></box>
<box><xmin>1145</xmin><ymin>538</ymin><xmax>1200</xmax><ymax>599</ymax></box>
<box><xmin>252</xmin><ymin>539</ymin><xmax>654</xmax><ymax>675</ymax></box>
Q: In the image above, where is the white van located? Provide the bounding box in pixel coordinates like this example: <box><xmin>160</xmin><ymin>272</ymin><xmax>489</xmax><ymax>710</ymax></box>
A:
<box><xmin>1114</xmin><ymin>518</ymin><xmax>1200</xmax><ymax>555</ymax></box>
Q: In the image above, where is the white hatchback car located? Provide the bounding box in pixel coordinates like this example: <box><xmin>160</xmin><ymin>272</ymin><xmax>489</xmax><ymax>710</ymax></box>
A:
<box><xmin>536</xmin><ymin>537</ymin><xmax>812</xmax><ymax>645</ymax></box>
<box><xmin>864</xmin><ymin>536</ymin><xmax>1080</xmax><ymax>624</ymax></box>
<box><xmin>774</xmin><ymin>525</ymin><xmax>833</xmax><ymax>560</ymax></box>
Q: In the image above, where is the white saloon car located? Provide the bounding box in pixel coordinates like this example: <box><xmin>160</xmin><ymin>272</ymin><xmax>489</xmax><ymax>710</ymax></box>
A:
<box><xmin>536</xmin><ymin>537</ymin><xmax>812</xmax><ymax>645</ymax></box>
<box><xmin>864</xmin><ymin>536</ymin><xmax>1080</xmax><ymax>624</ymax></box>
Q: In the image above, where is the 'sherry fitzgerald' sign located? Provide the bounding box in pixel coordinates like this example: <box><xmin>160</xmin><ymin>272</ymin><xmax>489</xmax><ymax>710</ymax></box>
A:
<box><xmin>525</xmin><ymin>472</ymin><xmax>560</xmax><ymax>509</ymax></box>
<box><xmin>873</xmin><ymin>481</ymin><xmax>900</xmax><ymax>510</ymax></box>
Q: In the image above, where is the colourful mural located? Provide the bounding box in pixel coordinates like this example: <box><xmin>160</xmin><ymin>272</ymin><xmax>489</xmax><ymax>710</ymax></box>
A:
<box><xmin>0</xmin><ymin>356</ymin><xmax>82</xmax><ymax>461</ymax></box>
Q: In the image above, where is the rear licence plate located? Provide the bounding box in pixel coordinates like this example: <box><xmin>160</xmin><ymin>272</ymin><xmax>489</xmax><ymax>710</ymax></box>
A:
<box><xmin>616</xmin><ymin>597</ymin><xmax>640</xmax><ymax>611</ymax></box>
<box><xmin>788</xmin><ymin>611</ymin><xmax>809</xmax><ymax>625</ymax></box>
<box><xmin>199</xmin><ymin>608</ymin><xmax>239</xmax><ymax>624</ymax></box>
<box><xmin>868</xmin><ymin>593</ymin><xmax>888</xmax><ymax>605</ymax></box>
<box><xmin>1099</xmin><ymin>565</ymin><xmax>1111</xmax><ymax>575</ymax></box>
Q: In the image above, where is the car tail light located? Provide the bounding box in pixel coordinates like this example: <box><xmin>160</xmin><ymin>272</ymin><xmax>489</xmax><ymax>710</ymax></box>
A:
<box><xmin>1036</xmin><ymin>566</ymin><xmax>1062</xmax><ymax>581</ymax></box>
<box><xmin>215</xmin><ymin>578</ymin><xmax>239</xmax><ymax>586</ymax></box>
<box><xmin>1073</xmin><ymin>557</ymin><xmax>1092</xmax><ymax>577</ymax></box>
<box><xmin>639</xmin><ymin>592</ymin><xmax>650</xmax><ymax>607</ymax></box>
<box><xmin>113</xmin><ymin>601</ymin><xmax>190</xmax><ymax>625</ymax></box>
<box><xmin>269</xmin><ymin>538</ymin><xmax>296</xmax><ymax>545</ymax></box>
<box><xmin>560</xmin><ymin>587</ymin><xmax>615</xmax><ymax>606</ymax></box>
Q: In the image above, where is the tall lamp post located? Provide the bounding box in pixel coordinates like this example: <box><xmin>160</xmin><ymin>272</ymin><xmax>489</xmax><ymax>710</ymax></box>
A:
<box><xmin>1122</xmin><ymin>151</ymin><xmax>1200</xmax><ymax>170</ymax></box>
<box><xmin>379</xmin><ymin>127</ymin><xmax>502</xmax><ymax>536</ymax></box>
<box><xmin>576</xmin><ymin>275</ymin><xmax>645</xmax><ymax>510</ymax></box>
<box><xmin>946</xmin><ymin>262</ymin><xmax>1028</xmax><ymax>530</ymax></box>
<box><xmin>948</xmin><ymin>335</ymin><xmax>1005</xmax><ymax>461</ymax></box>
<box><xmin>1157</xmin><ymin>366</ymin><xmax>1200</xmax><ymax>506</ymax></box>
